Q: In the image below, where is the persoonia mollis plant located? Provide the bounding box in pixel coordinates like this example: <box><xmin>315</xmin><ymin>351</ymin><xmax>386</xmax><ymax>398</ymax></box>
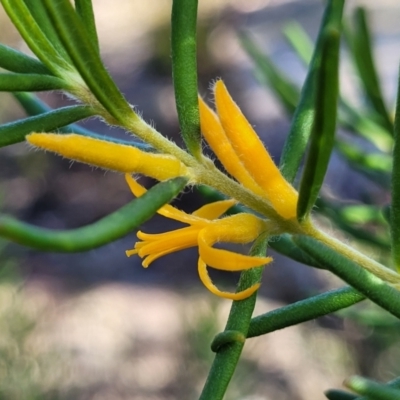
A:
<box><xmin>0</xmin><ymin>0</ymin><xmax>400</xmax><ymax>398</ymax></box>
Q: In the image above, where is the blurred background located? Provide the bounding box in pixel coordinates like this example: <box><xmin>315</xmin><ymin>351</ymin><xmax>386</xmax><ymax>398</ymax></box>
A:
<box><xmin>0</xmin><ymin>0</ymin><xmax>400</xmax><ymax>399</ymax></box>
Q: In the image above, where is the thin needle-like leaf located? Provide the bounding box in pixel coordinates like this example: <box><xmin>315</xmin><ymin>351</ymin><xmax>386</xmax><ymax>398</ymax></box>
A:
<box><xmin>391</xmin><ymin>68</ymin><xmax>400</xmax><ymax>271</ymax></box>
<box><xmin>324</xmin><ymin>390</ymin><xmax>358</xmax><ymax>400</ymax></box>
<box><xmin>240</xmin><ymin>32</ymin><xmax>300</xmax><ymax>115</ymax></box>
<box><xmin>346</xmin><ymin>7</ymin><xmax>393</xmax><ymax>133</ymax></box>
<box><xmin>23</xmin><ymin>0</ymin><xmax>72</xmax><ymax>63</ymax></box>
<box><xmin>0</xmin><ymin>73</ymin><xmax>70</xmax><ymax>92</ymax></box>
<box><xmin>339</xmin><ymin>102</ymin><xmax>393</xmax><ymax>152</ymax></box>
<box><xmin>283</xmin><ymin>22</ymin><xmax>313</xmax><ymax>65</ymax></box>
<box><xmin>0</xmin><ymin>44</ymin><xmax>51</xmax><ymax>74</ymax></box>
<box><xmin>297</xmin><ymin>29</ymin><xmax>340</xmax><ymax>221</ymax></box>
<box><xmin>171</xmin><ymin>0</ymin><xmax>201</xmax><ymax>157</ymax></box>
<box><xmin>336</xmin><ymin>139</ymin><xmax>392</xmax><ymax>189</ymax></box>
<box><xmin>13</xmin><ymin>92</ymin><xmax>154</xmax><ymax>151</ymax></box>
<box><xmin>43</xmin><ymin>0</ymin><xmax>133</xmax><ymax>122</ymax></box>
<box><xmin>0</xmin><ymin>0</ymin><xmax>71</xmax><ymax>74</ymax></box>
<box><xmin>344</xmin><ymin>376</ymin><xmax>400</xmax><ymax>400</ymax></box>
<box><xmin>0</xmin><ymin>105</ymin><xmax>95</xmax><ymax>147</ymax></box>
<box><xmin>280</xmin><ymin>0</ymin><xmax>344</xmax><ymax>183</ymax></box>
<box><xmin>247</xmin><ymin>286</ymin><xmax>365</xmax><ymax>338</ymax></box>
<box><xmin>283</xmin><ymin>20</ymin><xmax>393</xmax><ymax>152</ymax></box>
<box><xmin>74</xmin><ymin>0</ymin><xmax>99</xmax><ymax>54</ymax></box>
<box><xmin>0</xmin><ymin>177</ymin><xmax>188</xmax><ymax>252</ymax></box>
<box><xmin>326</xmin><ymin>377</ymin><xmax>400</xmax><ymax>400</ymax></box>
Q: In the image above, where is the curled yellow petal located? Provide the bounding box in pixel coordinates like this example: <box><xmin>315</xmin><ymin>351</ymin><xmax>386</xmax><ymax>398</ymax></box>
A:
<box><xmin>135</xmin><ymin>227</ymin><xmax>199</xmax><ymax>256</ymax></box>
<box><xmin>125</xmin><ymin>174</ymin><xmax>147</xmax><ymax>197</ymax></box>
<box><xmin>213</xmin><ymin>80</ymin><xmax>298</xmax><ymax>219</ymax></box>
<box><xmin>126</xmin><ymin>226</ymin><xmax>200</xmax><ymax>267</ymax></box>
<box><xmin>199</xmin><ymin>96</ymin><xmax>264</xmax><ymax>197</ymax></box>
<box><xmin>198</xmin><ymin>214</ymin><xmax>272</xmax><ymax>271</ymax></box>
<box><xmin>192</xmin><ymin>199</ymin><xmax>237</xmax><ymax>219</ymax></box>
<box><xmin>28</xmin><ymin>133</ymin><xmax>189</xmax><ymax>181</ymax></box>
<box><xmin>198</xmin><ymin>258</ymin><xmax>261</xmax><ymax>300</ymax></box>
<box><xmin>125</xmin><ymin>174</ymin><xmax>206</xmax><ymax>225</ymax></box>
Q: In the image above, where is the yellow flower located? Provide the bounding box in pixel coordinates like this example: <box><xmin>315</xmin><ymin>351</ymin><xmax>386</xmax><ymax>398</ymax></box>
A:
<box><xmin>26</xmin><ymin>79</ymin><xmax>299</xmax><ymax>300</ymax></box>
<box><xmin>125</xmin><ymin>174</ymin><xmax>272</xmax><ymax>300</ymax></box>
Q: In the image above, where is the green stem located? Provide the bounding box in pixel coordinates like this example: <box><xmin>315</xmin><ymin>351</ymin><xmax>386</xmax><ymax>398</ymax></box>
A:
<box><xmin>308</xmin><ymin>223</ymin><xmax>400</xmax><ymax>284</ymax></box>
<box><xmin>295</xmin><ymin>235</ymin><xmax>400</xmax><ymax>319</ymax></box>
<box><xmin>199</xmin><ymin>236</ymin><xmax>267</xmax><ymax>400</ymax></box>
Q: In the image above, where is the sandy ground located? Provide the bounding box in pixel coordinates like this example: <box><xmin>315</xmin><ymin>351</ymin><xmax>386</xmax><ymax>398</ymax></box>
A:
<box><xmin>0</xmin><ymin>279</ymin><xmax>361</xmax><ymax>400</ymax></box>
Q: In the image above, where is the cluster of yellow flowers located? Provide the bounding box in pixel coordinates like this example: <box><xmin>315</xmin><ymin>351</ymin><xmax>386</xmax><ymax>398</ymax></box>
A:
<box><xmin>27</xmin><ymin>80</ymin><xmax>298</xmax><ymax>300</ymax></box>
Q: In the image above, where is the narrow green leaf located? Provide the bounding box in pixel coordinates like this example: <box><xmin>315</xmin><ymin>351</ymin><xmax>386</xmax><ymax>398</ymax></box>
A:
<box><xmin>42</xmin><ymin>0</ymin><xmax>133</xmax><ymax>122</ymax></box>
<box><xmin>381</xmin><ymin>204</ymin><xmax>391</xmax><ymax>226</ymax></box>
<box><xmin>346</xmin><ymin>7</ymin><xmax>393</xmax><ymax>133</ymax></box>
<box><xmin>340</xmin><ymin>205</ymin><xmax>385</xmax><ymax>225</ymax></box>
<box><xmin>247</xmin><ymin>286</ymin><xmax>365</xmax><ymax>339</ymax></box>
<box><xmin>75</xmin><ymin>0</ymin><xmax>99</xmax><ymax>54</ymax></box>
<box><xmin>327</xmin><ymin>377</ymin><xmax>400</xmax><ymax>400</ymax></box>
<box><xmin>391</xmin><ymin>68</ymin><xmax>400</xmax><ymax>271</ymax></box>
<box><xmin>240</xmin><ymin>32</ymin><xmax>300</xmax><ymax>115</ymax></box>
<box><xmin>297</xmin><ymin>29</ymin><xmax>340</xmax><ymax>221</ymax></box>
<box><xmin>280</xmin><ymin>0</ymin><xmax>344</xmax><ymax>183</ymax></box>
<box><xmin>339</xmin><ymin>101</ymin><xmax>393</xmax><ymax>152</ymax></box>
<box><xmin>345</xmin><ymin>376</ymin><xmax>400</xmax><ymax>400</ymax></box>
<box><xmin>171</xmin><ymin>0</ymin><xmax>201</xmax><ymax>157</ymax></box>
<box><xmin>0</xmin><ymin>44</ymin><xmax>51</xmax><ymax>75</ymax></box>
<box><xmin>283</xmin><ymin>22</ymin><xmax>313</xmax><ymax>65</ymax></box>
<box><xmin>0</xmin><ymin>73</ymin><xmax>70</xmax><ymax>92</ymax></box>
<box><xmin>0</xmin><ymin>105</ymin><xmax>95</xmax><ymax>147</ymax></box>
<box><xmin>23</xmin><ymin>0</ymin><xmax>72</xmax><ymax>63</ymax></box>
<box><xmin>12</xmin><ymin>92</ymin><xmax>154</xmax><ymax>151</ymax></box>
<box><xmin>336</xmin><ymin>140</ymin><xmax>391</xmax><ymax>188</ymax></box>
<box><xmin>317</xmin><ymin>199</ymin><xmax>390</xmax><ymax>251</ymax></box>
<box><xmin>295</xmin><ymin>235</ymin><xmax>400</xmax><ymax>320</ymax></box>
<box><xmin>0</xmin><ymin>0</ymin><xmax>71</xmax><ymax>74</ymax></box>
<box><xmin>325</xmin><ymin>390</ymin><xmax>358</xmax><ymax>400</ymax></box>
<box><xmin>0</xmin><ymin>177</ymin><xmax>188</xmax><ymax>252</ymax></box>
<box><xmin>282</xmin><ymin>19</ymin><xmax>393</xmax><ymax>153</ymax></box>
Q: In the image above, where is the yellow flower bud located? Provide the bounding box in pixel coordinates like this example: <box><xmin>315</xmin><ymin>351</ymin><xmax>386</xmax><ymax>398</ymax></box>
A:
<box><xmin>27</xmin><ymin>133</ymin><xmax>189</xmax><ymax>181</ymax></box>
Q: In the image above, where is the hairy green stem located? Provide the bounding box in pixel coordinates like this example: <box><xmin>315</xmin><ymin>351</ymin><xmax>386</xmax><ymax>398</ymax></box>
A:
<box><xmin>308</xmin><ymin>223</ymin><xmax>400</xmax><ymax>284</ymax></box>
<box><xmin>295</xmin><ymin>235</ymin><xmax>400</xmax><ymax>319</ymax></box>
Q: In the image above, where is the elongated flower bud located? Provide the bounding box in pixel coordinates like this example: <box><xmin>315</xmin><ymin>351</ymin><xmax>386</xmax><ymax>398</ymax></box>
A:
<box><xmin>28</xmin><ymin>133</ymin><xmax>189</xmax><ymax>181</ymax></box>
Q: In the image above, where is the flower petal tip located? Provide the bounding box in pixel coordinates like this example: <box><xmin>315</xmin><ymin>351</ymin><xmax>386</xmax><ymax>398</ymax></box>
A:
<box><xmin>198</xmin><ymin>258</ymin><xmax>261</xmax><ymax>300</ymax></box>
